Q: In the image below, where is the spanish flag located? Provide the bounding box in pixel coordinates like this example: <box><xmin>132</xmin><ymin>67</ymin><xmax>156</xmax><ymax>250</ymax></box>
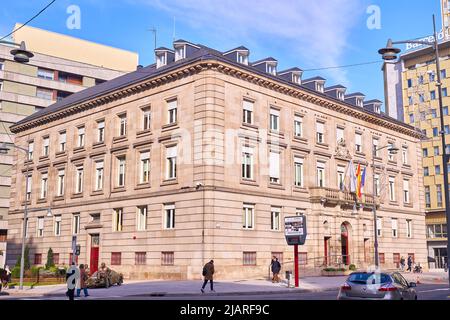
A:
<box><xmin>356</xmin><ymin>164</ymin><xmax>362</xmax><ymax>198</ymax></box>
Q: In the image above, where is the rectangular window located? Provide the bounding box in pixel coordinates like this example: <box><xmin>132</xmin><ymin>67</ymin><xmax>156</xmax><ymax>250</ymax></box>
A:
<box><xmin>402</xmin><ymin>147</ymin><xmax>408</xmax><ymax>165</ymax></box>
<box><xmin>117</xmin><ymin>157</ymin><xmax>126</xmax><ymax>187</ymax></box>
<box><xmin>241</xmin><ymin>146</ymin><xmax>254</xmax><ymax>180</ymax></box>
<box><xmin>444</xmin><ymin>106</ymin><xmax>449</xmax><ymax>116</ymax></box>
<box><xmin>434</xmin><ymin>146</ymin><xmax>440</xmax><ymax>156</ymax></box>
<box><xmin>403</xmin><ymin>180</ymin><xmax>410</xmax><ymax>204</ymax></box>
<box><xmin>97</xmin><ymin>120</ymin><xmax>105</xmax><ymax>143</ymax></box>
<box><xmin>137</xmin><ymin>206</ymin><xmax>147</xmax><ymax>231</ymax></box>
<box><xmin>75</xmin><ymin>166</ymin><xmax>83</xmax><ymax>194</ymax></box>
<box><xmin>379</xmin><ymin>253</ymin><xmax>385</xmax><ymax>264</ymax></box>
<box><xmin>377</xmin><ymin>218</ymin><xmax>382</xmax><ymax>237</ymax></box>
<box><xmin>95</xmin><ymin>161</ymin><xmax>104</xmax><ymax>191</ymax></box>
<box><xmin>53</xmin><ymin>253</ymin><xmax>60</xmax><ymax>265</ymax></box>
<box><xmin>54</xmin><ymin>215</ymin><xmax>62</xmax><ymax>236</ymax></box>
<box><xmin>433</xmin><ymin>127</ymin><xmax>439</xmax><ymax>137</ymax></box>
<box><xmin>164</xmin><ymin>204</ymin><xmax>175</xmax><ymax>229</ymax></box>
<box><xmin>270</xmin><ymin>207</ymin><xmax>281</xmax><ymax>231</ymax></box>
<box><xmin>37</xmin><ymin>68</ymin><xmax>54</xmax><ymax>80</ymax></box>
<box><xmin>316</xmin><ymin>122</ymin><xmax>324</xmax><ymax>143</ymax></box>
<box><xmin>419</xmin><ymin>93</ymin><xmax>425</xmax><ymax>103</ymax></box>
<box><xmin>72</xmin><ymin>214</ymin><xmax>80</xmax><ymax>235</ymax></box>
<box><xmin>408</xmin><ymin>96</ymin><xmax>414</xmax><ymax>105</ymax></box>
<box><xmin>59</xmin><ymin>131</ymin><xmax>66</xmax><ymax>152</ymax></box>
<box><xmin>36</xmin><ymin>87</ymin><xmax>53</xmax><ymax>100</ymax></box>
<box><xmin>437</xmin><ymin>185</ymin><xmax>443</xmax><ymax>207</ymax></box>
<box><xmin>119</xmin><ymin>114</ymin><xmax>127</xmax><ymax>136</ymax></box>
<box><xmin>407</xmin><ymin>79</ymin><xmax>412</xmax><ymax>88</ymax></box>
<box><xmin>388</xmin><ymin>176</ymin><xmax>396</xmax><ymax>201</ymax></box>
<box><xmin>442</xmin><ymin>69</ymin><xmax>447</xmax><ymax>79</ymax></box>
<box><xmin>336</xmin><ymin>127</ymin><xmax>344</xmax><ymax>142</ymax></box>
<box><xmin>374</xmin><ymin>174</ymin><xmax>380</xmax><ymax>197</ymax></box>
<box><xmin>387</xmin><ymin>143</ymin><xmax>395</xmax><ymax>162</ymax></box>
<box><xmin>27</xmin><ymin>142</ymin><xmax>34</xmax><ymax>161</ymax></box>
<box><xmin>175</xmin><ymin>45</ymin><xmax>185</xmax><ymax>60</ymax></box>
<box><xmin>373</xmin><ymin>138</ymin><xmax>379</xmax><ymax>157</ymax></box>
<box><xmin>113</xmin><ymin>208</ymin><xmax>123</xmax><ymax>232</ymax></box>
<box><xmin>111</xmin><ymin>252</ymin><xmax>121</xmax><ymax>265</ymax></box>
<box><xmin>436</xmin><ymin>165</ymin><xmax>441</xmax><ymax>175</ymax></box>
<box><xmin>270</xmin><ymin>108</ymin><xmax>280</xmax><ymax>132</ymax></box>
<box><xmin>37</xmin><ymin>217</ymin><xmax>44</xmax><ymax>237</ymax></box>
<box><xmin>299</xmin><ymin>253</ymin><xmax>308</xmax><ymax>266</ymax></box>
<box><xmin>161</xmin><ymin>252</ymin><xmax>174</xmax><ymax>266</ymax></box>
<box><xmin>317</xmin><ymin>162</ymin><xmax>325</xmax><ymax>187</ymax></box>
<box><xmin>355</xmin><ymin>133</ymin><xmax>362</xmax><ymax>153</ymax></box>
<box><xmin>34</xmin><ymin>254</ymin><xmax>42</xmax><ymax>265</ymax></box>
<box><xmin>57</xmin><ymin>169</ymin><xmax>65</xmax><ymax>196</ymax></box>
<box><xmin>26</xmin><ymin>174</ymin><xmax>32</xmax><ymax>201</ymax></box>
<box><xmin>444</xmin><ymin>88</ymin><xmax>449</xmax><ymax>97</ymax></box>
<box><xmin>42</xmin><ymin>137</ymin><xmax>49</xmax><ymax>157</ymax></box>
<box><xmin>431</xmin><ymin>91</ymin><xmax>436</xmax><ymax>100</ymax></box>
<box><xmin>429</xmin><ymin>72</ymin><xmax>436</xmax><ymax>82</ymax></box>
<box><xmin>140</xmin><ymin>151</ymin><xmax>150</xmax><ymax>184</ymax></box>
<box><xmin>294</xmin><ymin>116</ymin><xmax>303</xmax><ymax>137</ymax></box>
<box><xmin>425</xmin><ymin>186</ymin><xmax>431</xmax><ymax>208</ymax></box>
<box><xmin>166</xmin><ymin>146</ymin><xmax>177</xmax><ymax>180</ymax></box>
<box><xmin>77</xmin><ymin>127</ymin><xmax>85</xmax><ymax>147</ymax></box>
<box><xmin>167</xmin><ymin>99</ymin><xmax>178</xmax><ymax>124</ymax></box>
<box><xmin>391</xmin><ymin>218</ymin><xmax>398</xmax><ymax>238</ymax></box>
<box><xmin>135</xmin><ymin>252</ymin><xmax>146</xmax><ymax>265</ymax></box>
<box><xmin>337</xmin><ymin>166</ymin><xmax>345</xmax><ymax>191</ymax></box>
<box><xmin>243</xmin><ymin>252</ymin><xmax>257</xmax><ymax>266</ymax></box>
<box><xmin>142</xmin><ymin>107</ymin><xmax>151</xmax><ymax>131</ymax></box>
<box><xmin>269</xmin><ymin>152</ymin><xmax>280</xmax><ymax>183</ymax></box>
<box><xmin>243</xmin><ymin>204</ymin><xmax>254</xmax><ymax>229</ymax></box>
<box><xmin>409</xmin><ymin>113</ymin><xmax>414</xmax><ymax>123</ymax></box>
<box><xmin>406</xmin><ymin>219</ymin><xmax>413</xmax><ymax>238</ymax></box>
<box><xmin>40</xmin><ymin>173</ymin><xmax>48</xmax><ymax>199</ymax></box>
<box><xmin>243</xmin><ymin>100</ymin><xmax>254</xmax><ymax>125</ymax></box>
<box><xmin>423</xmin><ymin>148</ymin><xmax>428</xmax><ymax>157</ymax></box>
<box><xmin>424</xmin><ymin>167</ymin><xmax>429</xmax><ymax>176</ymax></box>
<box><xmin>294</xmin><ymin>157</ymin><xmax>304</xmax><ymax>187</ymax></box>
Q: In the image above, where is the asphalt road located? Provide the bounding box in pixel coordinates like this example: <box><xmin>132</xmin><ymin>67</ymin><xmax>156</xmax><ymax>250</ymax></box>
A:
<box><xmin>9</xmin><ymin>283</ymin><xmax>450</xmax><ymax>300</ymax></box>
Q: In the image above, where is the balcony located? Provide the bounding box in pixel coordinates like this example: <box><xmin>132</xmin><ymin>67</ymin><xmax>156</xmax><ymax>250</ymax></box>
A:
<box><xmin>309</xmin><ymin>187</ymin><xmax>379</xmax><ymax>207</ymax></box>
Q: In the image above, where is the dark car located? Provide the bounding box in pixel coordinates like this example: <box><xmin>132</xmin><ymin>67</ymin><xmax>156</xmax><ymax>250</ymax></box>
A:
<box><xmin>337</xmin><ymin>271</ymin><xmax>417</xmax><ymax>300</ymax></box>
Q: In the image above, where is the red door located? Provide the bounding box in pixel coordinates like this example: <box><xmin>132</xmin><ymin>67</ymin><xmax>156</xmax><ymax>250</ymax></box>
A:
<box><xmin>90</xmin><ymin>234</ymin><xmax>100</xmax><ymax>275</ymax></box>
<box><xmin>324</xmin><ymin>237</ymin><xmax>331</xmax><ymax>266</ymax></box>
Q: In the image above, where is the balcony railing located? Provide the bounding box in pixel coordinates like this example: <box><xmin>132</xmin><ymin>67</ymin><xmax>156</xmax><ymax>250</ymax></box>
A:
<box><xmin>309</xmin><ymin>187</ymin><xmax>380</xmax><ymax>207</ymax></box>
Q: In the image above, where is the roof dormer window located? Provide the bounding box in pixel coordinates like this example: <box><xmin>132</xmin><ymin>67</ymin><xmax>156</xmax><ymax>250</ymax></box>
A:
<box><xmin>175</xmin><ymin>46</ymin><xmax>186</xmax><ymax>61</ymax></box>
<box><xmin>156</xmin><ymin>53</ymin><xmax>167</xmax><ymax>69</ymax></box>
<box><xmin>356</xmin><ymin>98</ymin><xmax>363</xmax><ymax>107</ymax></box>
<box><xmin>337</xmin><ymin>91</ymin><xmax>345</xmax><ymax>101</ymax></box>
<box><xmin>292</xmin><ymin>73</ymin><xmax>301</xmax><ymax>85</ymax></box>
<box><xmin>374</xmin><ymin>105</ymin><xmax>381</xmax><ymax>113</ymax></box>
<box><xmin>237</xmin><ymin>52</ymin><xmax>249</xmax><ymax>65</ymax></box>
<box><xmin>267</xmin><ymin>63</ymin><xmax>277</xmax><ymax>75</ymax></box>
<box><xmin>316</xmin><ymin>82</ymin><xmax>324</xmax><ymax>93</ymax></box>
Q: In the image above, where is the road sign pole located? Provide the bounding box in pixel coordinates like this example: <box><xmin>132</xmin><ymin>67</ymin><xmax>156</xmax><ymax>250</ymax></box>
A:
<box><xmin>294</xmin><ymin>244</ymin><xmax>299</xmax><ymax>288</ymax></box>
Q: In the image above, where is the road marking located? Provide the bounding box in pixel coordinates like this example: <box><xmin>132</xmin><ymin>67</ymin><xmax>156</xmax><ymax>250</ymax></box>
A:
<box><xmin>419</xmin><ymin>288</ymin><xmax>450</xmax><ymax>293</ymax></box>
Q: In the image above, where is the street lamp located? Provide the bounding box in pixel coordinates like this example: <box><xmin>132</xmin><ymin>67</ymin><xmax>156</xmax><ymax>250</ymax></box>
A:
<box><xmin>0</xmin><ymin>40</ymin><xmax>34</xmax><ymax>63</ymax></box>
<box><xmin>0</xmin><ymin>142</ymin><xmax>32</xmax><ymax>290</ymax></box>
<box><xmin>379</xmin><ymin>14</ymin><xmax>450</xmax><ymax>285</ymax></box>
<box><xmin>372</xmin><ymin>144</ymin><xmax>399</xmax><ymax>269</ymax></box>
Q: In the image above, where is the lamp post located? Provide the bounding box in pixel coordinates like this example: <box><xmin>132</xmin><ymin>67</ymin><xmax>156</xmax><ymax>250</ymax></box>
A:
<box><xmin>0</xmin><ymin>40</ymin><xmax>34</xmax><ymax>63</ymax></box>
<box><xmin>371</xmin><ymin>144</ymin><xmax>399</xmax><ymax>268</ymax></box>
<box><xmin>379</xmin><ymin>15</ymin><xmax>450</xmax><ymax>285</ymax></box>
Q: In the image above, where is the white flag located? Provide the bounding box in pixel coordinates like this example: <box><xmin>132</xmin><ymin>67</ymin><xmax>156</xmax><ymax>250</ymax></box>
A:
<box><xmin>347</xmin><ymin>160</ymin><xmax>357</xmax><ymax>193</ymax></box>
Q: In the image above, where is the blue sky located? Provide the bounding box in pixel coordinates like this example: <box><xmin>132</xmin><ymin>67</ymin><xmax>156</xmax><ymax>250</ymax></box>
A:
<box><xmin>0</xmin><ymin>0</ymin><xmax>442</xmax><ymax>108</ymax></box>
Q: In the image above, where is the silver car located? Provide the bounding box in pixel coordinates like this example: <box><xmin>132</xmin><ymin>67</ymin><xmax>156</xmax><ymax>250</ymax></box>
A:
<box><xmin>337</xmin><ymin>271</ymin><xmax>417</xmax><ymax>300</ymax></box>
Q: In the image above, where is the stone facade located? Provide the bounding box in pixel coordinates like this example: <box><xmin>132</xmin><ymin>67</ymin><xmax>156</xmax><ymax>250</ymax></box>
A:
<box><xmin>6</xmin><ymin>46</ymin><xmax>427</xmax><ymax>280</ymax></box>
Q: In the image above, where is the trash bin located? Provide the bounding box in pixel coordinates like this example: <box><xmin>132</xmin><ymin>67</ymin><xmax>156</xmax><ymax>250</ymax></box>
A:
<box><xmin>285</xmin><ymin>271</ymin><xmax>292</xmax><ymax>280</ymax></box>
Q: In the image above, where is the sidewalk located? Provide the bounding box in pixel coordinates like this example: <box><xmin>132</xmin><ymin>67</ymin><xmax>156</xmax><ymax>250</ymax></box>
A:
<box><xmin>401</xmin><ymin>271</ymin><xmax>448</xmax><ymax>284</ymax></box>
<box><xmin>0</xmin><ymin>276</ymin><xmax>347</xmax><ymax>299</ymax></box>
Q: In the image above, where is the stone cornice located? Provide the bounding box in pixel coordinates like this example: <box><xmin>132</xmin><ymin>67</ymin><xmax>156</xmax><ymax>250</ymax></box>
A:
<box><xmin>11</xmin><ymin>59</ymin><xmax>421</xmax><ymax>139</ymax></box>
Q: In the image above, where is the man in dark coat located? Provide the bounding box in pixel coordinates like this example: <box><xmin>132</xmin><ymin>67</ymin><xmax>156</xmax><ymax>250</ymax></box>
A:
<box><xmin>271</xmin><ymin>256</ymin><xmax>281</xmax><ymax>283</ymax></box>
<box><xmin>201</xmin><ymin>260</ymin><xmax>215</xmax><ymax>293</ymax></box>
<box><xmin>407</xmin><ymin>256</ymin><xmax>413</xmax><ymax>272</ymax></box>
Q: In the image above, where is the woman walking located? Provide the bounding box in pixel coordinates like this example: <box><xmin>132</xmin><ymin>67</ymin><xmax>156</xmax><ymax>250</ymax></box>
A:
<box><xmin>76</xmin><ymin>264</ymin><xmax>90</xmax><ymax>297</ymax></box>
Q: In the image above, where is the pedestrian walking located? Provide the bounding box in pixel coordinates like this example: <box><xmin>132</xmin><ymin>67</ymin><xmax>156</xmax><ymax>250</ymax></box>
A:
<box><xmin>270</xmin><ymin>256</ymin><xmax>281</xmax><ymax>283</ymax></box>
<box><xmin>407</xmin><ymin>255</ymin><xmax>413</xmax><ymax>272</ymax></box>
<box><xmin>201</xmin><ymin>260</ymin><xmax>215</xmax><ymax>293</ymax></box>
<box><xmin>76</xmin><ymin>264</ymin><xmax>90</xmax><ymax>297</ymax></box>
<box><xmin>400</xmin><ymin>256</ymin><xmax>405</xmax><ymax>272</ymax></box>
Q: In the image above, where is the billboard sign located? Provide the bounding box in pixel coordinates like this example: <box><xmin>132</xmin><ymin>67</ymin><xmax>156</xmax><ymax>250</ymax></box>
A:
<box><xmin>284</xmin><ymin>216</ymin><xmax>307</xmax><ymax>245</ymax></box>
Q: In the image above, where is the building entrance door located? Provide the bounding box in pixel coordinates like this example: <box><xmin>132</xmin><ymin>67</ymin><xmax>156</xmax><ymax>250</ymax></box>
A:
<box><xmin>434</xmin><ymin>248</ymin><xmax>448</xmax><ymax>269</ymax></box>
<box><xmin>341</xmin><ymin>224</ymin><xmax>349</xmax><ymax>265</ymax></box>
<box><xmin>324</xmin><ymin>237</ymin><xmax>331</xmax><ymax>266</ymax></box>
<box><xmin>90</xmin><ymin>234</ymin><xmax>100</xmax><ymax>275</ymax></box>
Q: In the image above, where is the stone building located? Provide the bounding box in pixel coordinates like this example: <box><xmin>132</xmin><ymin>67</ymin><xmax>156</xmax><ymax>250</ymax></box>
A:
<box><xmin>6</xmin><ymin>40</ymin><xmax>426</xmax><ymax>280</ymax></box>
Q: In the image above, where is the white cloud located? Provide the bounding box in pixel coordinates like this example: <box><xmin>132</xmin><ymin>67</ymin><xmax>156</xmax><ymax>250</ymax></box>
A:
<box><xmin>137</xmin><ymin>0</ymin><xmax>365</xmax><ymax>85</ymax></box>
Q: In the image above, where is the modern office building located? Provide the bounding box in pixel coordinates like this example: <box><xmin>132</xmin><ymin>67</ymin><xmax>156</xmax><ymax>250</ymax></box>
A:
<box><xmin>6</xmin><ymin>40</ymin><xmax>426</xmax><ymax>280</ymax></box>
<box><xmin>0</xmin><ymin>24</ymin><xmax>138</xmax><ymax>267</ymax></box>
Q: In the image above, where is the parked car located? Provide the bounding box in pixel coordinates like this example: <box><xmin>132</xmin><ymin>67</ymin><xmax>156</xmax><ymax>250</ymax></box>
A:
<box><xmin>337</xmin><ymin>271</ymin><xmax>417</xmax><ymax>300</ymax></box>
<box><xmin>86</xmin><ymin>269</ymin><xmax>123</xmax><ymax>288</ymax></box>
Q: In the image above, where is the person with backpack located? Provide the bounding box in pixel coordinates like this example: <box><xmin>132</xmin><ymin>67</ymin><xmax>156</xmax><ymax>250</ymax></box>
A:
<box><xmin>201</xmin><ymin>260</ymin><xmax>215</xmax><ymax>293</ymax></box>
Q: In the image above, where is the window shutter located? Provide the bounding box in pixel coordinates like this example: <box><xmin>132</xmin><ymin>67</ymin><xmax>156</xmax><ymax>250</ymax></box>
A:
<box><xmin>242</xmin><ymin>146</ymin><xmax>254</xmax><ymax>154</ymax></box>
<box><xmin>27</xmin><ymin>176</ymin><xmax>32</xmax><ymax>193</ymax></box>
<box><xmin>269</xmin><ymin>152</ymin><xmax>280</xmax><ymax>179</ymax></box>
<box><xmin>38</xmin><ymin>218</ymin><xmax>44</xmax><ymax>229</ymax></box>
<box><xmin>355</xmin><ymin>133</ymin><xmax>362</xmax><ymax>145</ymax></box>
<box><xmin>270</xmin><ymin>108</ymin><xmax>280</xmax><ymax>117</ymax></box>
<box><xmin>316</xmin><ymin>122</ymin><xmax>324</xmax><ymax>133</ymax></box>
<box><xmin>43</xmin><ymin>138</ymin><xmax>49</xmax><ymax>147</ymax></box>
<box><xmin>317</xmin><ymin>161</ymin><xmax>325</xmax><ymax>169</ymax></box>
<box><xmin>59</xmin><ymin>133</ymin><xmax>66</xmax><ymax>143</ymax></box>
<box><xmin>166</xmin><ymin>146</ymin><xmax>177</xmax><ymax>158</ymax></box>
<box><xmin>98</xmin><ymin>121</ymin><xmax>105</xmax><ymax>129</ymax></box>
<box><xmin>165</xmin><ymin>204</ymin><xmax>175</xmax><ymax>210</ymax></box>
<box><xmin>96</xmin><ymin>161</ymin><xmax>104</xmax><ymax>169</ymax></box>
<box><xmin>168</xmin><ymin>99</ymin><xmax>177</xmax><ymax>110</ymax></box>
<box><xmin>392</xmin><ymin>219</ymin><xmax>398</xmax><ymax>229</ymax></box>
<box><xmin>140</xmin><ymin>152</ymin><xmax>150</xmax><ymax>161</ymax></box>
<box><xmin>28</xmin><ymin>143</ymin><xmax>34</xmax><ymax>152</ymax></box>
<box><xmin>403</xmin><ymin>180</ymin><xmax>409</xmax><ymax>191</ymax></box>
<box><xmin>78</xmin><ymin>127</ymin><xmax>85</xmax><ymax>134</ymax></box>
<box><xmin>294</xmin><ymin>156</ymin><xmax>303</xmax><ymax>164</ymax></box>
<box><xmin>243</xmin><ymin>100</ymin><xmax>254</xmax><ymax>111</ymax></box>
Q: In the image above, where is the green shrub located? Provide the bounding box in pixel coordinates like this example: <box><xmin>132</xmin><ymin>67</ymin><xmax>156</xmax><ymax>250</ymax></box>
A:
<box><xmin>349</xmin><ymin>264</ymin><xmax>357</xmax><ymax>271</ymax></box>
<box><xmin>45</xmin><ymin>248</ymin><xmax>55</xmax><ymax>270</ymax></box>
<box><xmin>31</xmin><ymin>266</ymin><xmax>42</xmax><ymax>276</ymax></box>
<box><xmin>11</xmin><ymin>266</ymin><xmax>20</xmax><ymax>278</ymax></box>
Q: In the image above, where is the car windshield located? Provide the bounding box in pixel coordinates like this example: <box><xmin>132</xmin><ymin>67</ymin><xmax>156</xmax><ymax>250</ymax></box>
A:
<box><xmin>347</xmin><ymin>273</ymin><xmax>391</xmax><ymax>285</ymax></box>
